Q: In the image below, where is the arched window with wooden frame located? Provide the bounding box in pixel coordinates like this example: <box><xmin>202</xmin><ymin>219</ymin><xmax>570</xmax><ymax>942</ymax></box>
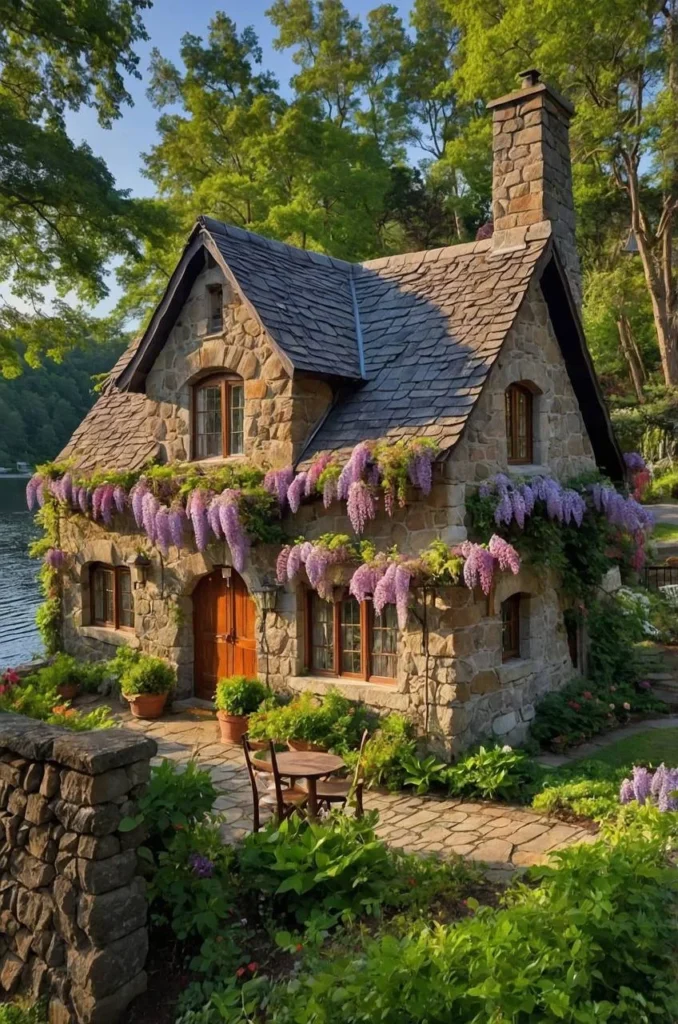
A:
<box><xmin>305</xmin><ymin>591</ymin><xmax>398</xmax><ymax>683</ymax></box>
<box><xmin>501</xmin><ymin>593</ymin><xmax>522</xmax><ymax>661</ymax></box>
<box><xmin>505</xmin><ymin>383</ymin><xmax>534</xmax><ymax>464</ymax></box>
<box><xmin>193</xmin><ymin>373</ymin><xmax>245</xmax><ymax>459</ymax></box>
<box><xmin>90</xmin><ymin>564</ymin><xmax>134</xmax><ymax>631</ymax></box>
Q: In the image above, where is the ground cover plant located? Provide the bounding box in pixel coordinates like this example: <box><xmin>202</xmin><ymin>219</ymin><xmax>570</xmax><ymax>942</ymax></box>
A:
<box><xmin>175</xmin><ymin>814</ymin><xmax>678</xmax><ymax>1024</ymax></box>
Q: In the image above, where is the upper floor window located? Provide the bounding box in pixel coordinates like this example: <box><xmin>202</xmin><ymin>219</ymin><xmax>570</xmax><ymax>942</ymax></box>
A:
<box><xmin>505</xmin><ymin>383</ymin><xmax>533</xmax><ymax>464</ymax></box>
<box><xmin>501</xmin><ymin>593</ymin><xmax>521</xmax><ymax>661</ymax></box>
<box><xmin>91</xmin><ymin>564</ymin><xmax>133</xmax><ymax>630</ymax></box>
<box><xmin>193</xmin><ymin>374</ymin><xmax>244</xmax><ymax>459</ymax></box>
<box><xmin>306</xmin><ymin>591</ymin><xmax>398</xmax><ymax>683</ymax></box>
<box><xmin>207</xmin><ymin>284</ymin><xmax>223</xmax><ymax>333</ymax></box>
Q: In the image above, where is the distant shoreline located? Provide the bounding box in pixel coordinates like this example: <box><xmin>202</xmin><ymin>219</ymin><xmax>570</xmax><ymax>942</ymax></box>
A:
<box><xmin>0</xmin><ymin>474</ymin><xmax>31</xmax><ymax>480</ymax></box>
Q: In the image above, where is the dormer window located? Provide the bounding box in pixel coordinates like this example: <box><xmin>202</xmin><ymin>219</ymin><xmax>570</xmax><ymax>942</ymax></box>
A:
<box><xmin>505</xmin><ymin>383</ymin><xmax>534</xmax><ymax>464</ymax></box>
<box><xmin>193</xmin><ymin>374</ymin><xmax>244</xmax><ymax>459</ymax></box>
<box><xmin>207</xmin><ymin>284</ymin><xmax>223</xmax><ymax>332</ymax></box>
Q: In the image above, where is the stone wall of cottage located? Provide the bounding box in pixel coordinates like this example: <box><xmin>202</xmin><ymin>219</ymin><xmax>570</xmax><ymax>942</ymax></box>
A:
<box><xmin>58</xmin><ymin>274</ymin><xmax>593</xmax><ymax>747</ymax></box>
<box><xmin>0</xmin><ymin>714</ymin><xmax>155</xmax><ymax>1023</ymax></box>
<box><xmin>143</xmin><ymin>263</ymin><xmax>333</xmax><ymax>468</ymax></box>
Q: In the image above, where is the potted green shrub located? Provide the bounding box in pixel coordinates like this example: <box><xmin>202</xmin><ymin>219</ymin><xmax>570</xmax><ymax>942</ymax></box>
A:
<box><xmin>215</xmin><ymin>676</ymin><xmax>267</xmax><ymax>743</ymax></box>
<box><xmin>119</xmin><ymin>654</ymin><xmax>176</xmax><ymax>719</ymax></box>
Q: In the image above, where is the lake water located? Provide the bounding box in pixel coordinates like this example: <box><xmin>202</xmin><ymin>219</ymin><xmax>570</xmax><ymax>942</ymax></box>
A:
<box><xmin>0</xmin><ymin>477</ymin><xmax>42</xmax><ymax>669</ymax></box>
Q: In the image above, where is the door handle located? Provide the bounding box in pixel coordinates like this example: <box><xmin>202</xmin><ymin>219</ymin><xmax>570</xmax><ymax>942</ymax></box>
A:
<box><xmin>216</xmin><ymin>633</ymin><xmax>235</xmax><ymax>643</ymax></box>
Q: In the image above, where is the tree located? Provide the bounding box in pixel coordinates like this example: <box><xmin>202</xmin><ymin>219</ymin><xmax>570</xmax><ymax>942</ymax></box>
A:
<box><xmin>450</xmin><ymin>0</ymin><xmax>678</xmax><ymax>387</ymax></box>
<box><xmin>0</xmin><ymin>0</ymin><xmax>153</xmax><ymax>377</ymax></box>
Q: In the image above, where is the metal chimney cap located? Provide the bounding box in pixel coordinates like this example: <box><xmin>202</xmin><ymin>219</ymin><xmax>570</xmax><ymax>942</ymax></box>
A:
<box><xmin>519</xmin><ymin>69</ymin><xmax>541</xmax><ymax>88</ymax></box>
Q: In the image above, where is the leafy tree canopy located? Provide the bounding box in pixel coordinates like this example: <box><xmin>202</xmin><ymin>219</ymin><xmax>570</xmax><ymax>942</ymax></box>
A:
<box><xmin>0</xmin><ymin>0</ymin><xmax>155</xmax><ymax>377</ymax></box>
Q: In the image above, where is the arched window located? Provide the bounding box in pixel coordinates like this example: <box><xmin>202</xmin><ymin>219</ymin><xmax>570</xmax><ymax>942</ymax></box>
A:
<box><xmin>505</xmin><ymin>383</ymin><xmax>533</xmax><ymax>464</ymax></box>
<box><xmin>193</xmin><ymin>373</ymin><xmax>244</xmax><ymax>459</ymax></box>
<box><xmin>501</xmin><ymin>594</ymin><xmax>521</xmax><ymax>661</ymax></box>
<box><xmin>90</xmin><ymin>564</ymin><xmax>134</xmax><ymax>630</ymax></box>
<box><xmin>305</xmin><ymin>591</ymin><xmax>398</xmax><ymax>683</ymax></box>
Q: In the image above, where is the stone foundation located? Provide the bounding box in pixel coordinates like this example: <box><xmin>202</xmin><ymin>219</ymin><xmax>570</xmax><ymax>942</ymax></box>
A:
<box><xmin>0</xmin><ymin>715</ymin><xmax>156</xmax><ymax>1023</ymax></box>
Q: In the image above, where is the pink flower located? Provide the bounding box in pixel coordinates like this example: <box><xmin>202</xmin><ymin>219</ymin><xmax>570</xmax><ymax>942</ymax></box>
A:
<box><xmin>346</xmin><ymin>480</ymin><xmax>376</xmax><ymax>534</ymax></box>
<box><xmin>623</xmin><ymin>701</ymin><xmax>631</xmax><ymax>711</ymax></box>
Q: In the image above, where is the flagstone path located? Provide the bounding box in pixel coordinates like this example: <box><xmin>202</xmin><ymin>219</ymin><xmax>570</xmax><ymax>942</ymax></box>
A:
<box><xmin>108</xmin><ymin>701</ymin><xmax>597</xmax><ymax>882</ymax></box>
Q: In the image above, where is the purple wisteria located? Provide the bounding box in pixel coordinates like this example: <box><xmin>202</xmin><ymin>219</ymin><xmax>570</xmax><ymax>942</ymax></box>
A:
<box><xmin>44</xmin><ymin>548</ymin><xmax>66</xmax><ymax>570</ymax></box>
<box><xmin>264</xmin><ymin>467</ymin><xmax>294</xmax><ymax>510</ymax></box>
<box><xmin>460</xmin><ymin>535</ymin><xmax>520</xmax><ymax>595</ymax></box>
<box><xmin>276</xmin><ymin>538</ymin><xmax>351</xmax><ymax>599</ymax></box>
<box><xmin>619</xmin><ymin>763</ymin><xmax>678</xmax><ymax>812</ymax></box>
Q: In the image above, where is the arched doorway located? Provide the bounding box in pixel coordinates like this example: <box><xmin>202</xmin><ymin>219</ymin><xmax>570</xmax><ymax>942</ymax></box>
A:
<box><xmin>193</xmin><ymin>568</ymin><xmax>257</xmax><ymax>700</ymax></box>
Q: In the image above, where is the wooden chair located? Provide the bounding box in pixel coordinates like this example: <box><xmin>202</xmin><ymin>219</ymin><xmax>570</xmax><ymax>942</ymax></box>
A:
<box><xmin>301</xmin><ymin>729</ymin><xmax>369</xmax><ymax>819</ymax></box>
<box><xmin>241</xmin><ymin>737</ymin><xmax>307</xmax><ymax>832</ymax></box>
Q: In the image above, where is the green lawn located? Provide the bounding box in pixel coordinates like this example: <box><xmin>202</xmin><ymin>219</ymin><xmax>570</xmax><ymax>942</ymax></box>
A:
<box><xmin>651</xmin><ymin>522</ymin><xmax>678</xmax><ymax>543</ymax></box>
<box><xmin>579</xmin><ymin>728</ymin><xmax>678</xmax><ymax>769</ymax></box>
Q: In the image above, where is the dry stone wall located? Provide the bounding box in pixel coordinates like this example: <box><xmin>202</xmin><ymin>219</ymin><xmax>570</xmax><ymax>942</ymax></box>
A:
<box><xmin>0</xmin><ymin>714</ymin><xmax>156</xmax><ymax>1023</ymax></box>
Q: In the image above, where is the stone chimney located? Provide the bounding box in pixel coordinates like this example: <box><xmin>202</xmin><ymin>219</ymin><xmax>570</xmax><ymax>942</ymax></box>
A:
<box><xmin>488</xmin><ymin>69</ymin><xmax>581</xmax><ymax>307</ymax></box>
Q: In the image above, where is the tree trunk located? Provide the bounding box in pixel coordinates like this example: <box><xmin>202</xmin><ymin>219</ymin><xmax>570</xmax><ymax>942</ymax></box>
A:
<box><xmin>617</xmin><ymin>315</ymin><xmax>646</xmax><ymax>402</ymax></box>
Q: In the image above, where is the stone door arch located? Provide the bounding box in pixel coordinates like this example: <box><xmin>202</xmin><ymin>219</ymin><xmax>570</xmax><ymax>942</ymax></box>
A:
<box><xmin>193</xmin><ymin>567</ymin><xmax>257</xmax><ymax>699</ymax></box>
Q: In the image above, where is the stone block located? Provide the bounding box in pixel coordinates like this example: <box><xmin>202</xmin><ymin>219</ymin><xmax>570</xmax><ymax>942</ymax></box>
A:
<box><xmin>77</xmin><ymin>878</ymin><xmax>147</xmax><ymax>945</ymax></box>
<box><xmin>67</xmin><ymin>928</ymin><xmax>148</xmax><ymax>1000</ymax></box>
<box><xmin>50</xmin><ymin>730</ymin><xmax>157</xmax><ymax>776</ymax></box>
<box><xmin>71</xmin><ymin>970</ymin><xmax>147</xmax><ymax>1024</ymax></box>
<box><xmin>77</xmin><ymin>835</ymin><xmax>120</xmax><ymax>861</ymax></box>
<box><xmin>0</xmin><ymin>951</ymin><xmax>24</xmax><ymax>992</ymax></box>
<box><xmin>11</xmin><ymin>849</ymin><xmax>56</xmax><ymax>889</ymax></box>
<box><xmin>23</xmin><ymin>762</ymin><xmax>43</xmax><ymax>793</ymax></box>
<box><xmin>16</xmin><ymin>887</ymin><xmax>53</xmax><ymax>932</ymax></box>
<box><xmin>492</xmin><ymin>711</ymin><xmax>517</xmax><ymax>736</ymax></box>
<box><xmin>77</xmin><ymin>850</ymin><xmax>137</xmax><ymax>895</ymax></box>
<box><xmin>25</xmin><ymin>793</ymin><xmax>53</xmax><ymax>825</ymax></box>
<box><xmin>60</xmin><ymin>769</ymin><xmax>131</xmax><ymax>806</ymax></box>
<box><xmin>520</xmin><ymin>703</ymin><xmax>536</xmax><ymax>722</ymax></box>
<box><xmin>7</xmin><ymin>789</ymin><xmax>27</xmax><ymax>816</ymax></box>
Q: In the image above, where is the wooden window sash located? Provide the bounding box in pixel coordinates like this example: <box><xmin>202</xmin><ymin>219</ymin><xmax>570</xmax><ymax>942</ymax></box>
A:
<box><xmin>207</xmin><ymin>284</ymin><xmax>223</xmax><ymax>332</ymax></box>
<box><xmin>304</xmin><ymin>589</ymin><xmax>396</xmax><ymax>684</ymax></box>
<box><xmin>192</xmin><ymin>374</ymin><xmax>244</xmax><ymax>460</ymax></box>
<box><xmin>506</xmin><ymin>384</ymin><xmax>533</xmax><ymax>465</ymax></box>
<box><xmin>367</xmin><ymin>604</ymin><xmax>397</xmax><ymax>683</ymax></box>
<box><xmin>91</xmin><ymin>565</ymin><xmax>134</xmax><ymax>631</ymax></box>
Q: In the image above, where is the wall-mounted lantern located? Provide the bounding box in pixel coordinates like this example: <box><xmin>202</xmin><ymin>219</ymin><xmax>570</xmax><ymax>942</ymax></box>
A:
<box><xmin>221</xmin><ymin>565</ymin><xmax>232</xmax><ymax>586</ymax></box>
<box><xmin>128</xmin><ymin>553</ymin><xmax>151</xmax><ymax>589</ymax></box>
<box><xmin>257</xmin><ymin>584</ymin><xmax>278</xmax><ymax>612</ymax></box>
<box><xmin>623</xmin><ymin>227</ymin><xmax>639</xmax><ymax>254</ymax></box>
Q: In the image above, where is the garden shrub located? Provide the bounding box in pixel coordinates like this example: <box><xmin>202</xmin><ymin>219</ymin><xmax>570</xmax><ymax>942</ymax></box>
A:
<box><xmin>445</xmin><ymin>745</ymin><xmax>541</xmax><ymax>802</ymax></box>
<box><xmin>213</xmin><ymin>830</ymin><xmax>678</xmax><ymax>1024</ymax></box>
<box><xmin>32</xmin><ymin>652</ymin><xmax>106</xmax><ymax>694</ymax></box>
<box><xmin>248</xmin><ymin>689</ymin><xmax>374</xmax><ymax>753</ymax></box>
<box><xmin>129</xmin><ymin>759</ymin><xmax>218</xmax><ymax>853</ymax></box>
<box><xmin>0</xmin><ymin>674</ymin><xmax>115</xmax><ymax>731</ymax></box>
<box><xmin>236</xmin><ymin>813</ymin><xmax>399</xmax><ymax>925</ymax></box>
<box><xmin>646</xmin><ymin>466</ymin><xmax>678</xmax><ymax>502</ymax></box>
<box><xmin>118</xmin><ymin>652</ymin><xmax>176</xmax><ymax>696</ymax></box>
<box><xmin>215</xmin><ymin>676</ymin><xmax>267</xmax><ymax>716</ymax></box>
<box><xmin>345</xmin><ymin>712</ymin><xmax>416</xmax><ymax>789</ymax></box>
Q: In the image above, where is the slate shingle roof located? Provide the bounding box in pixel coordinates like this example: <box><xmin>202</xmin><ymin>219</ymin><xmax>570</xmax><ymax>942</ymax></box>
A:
<box><xmin>302</xmin><ymin>231</ymin><xmax>548</xmax><ymax>461</ymax></box>
<box><xmin>59</xmin><ymin>217</ymin><xmax>620</xmax><ymax>478</ymax></box>
<box><xmin>203</xmin><ymin>217</ymin><xmax>362</xmax><ymax>380</ymax></box>
<box><xmin>57</xmin><ymin>342</ymin><xmax>160</xmax><ymax>472</ymax></box>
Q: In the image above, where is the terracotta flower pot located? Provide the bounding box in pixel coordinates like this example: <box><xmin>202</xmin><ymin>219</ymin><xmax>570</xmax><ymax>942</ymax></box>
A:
<box><xmin>247</xmin><ymin>738</ymin><xmax>270</xmax><ymax>751</ymax></box>
<box><xmin>217</xmin><ymin>711</ymin><xmax>250</xmax><ymax>744</ymax></box>
<box><xmin>57</xmin><ymin>683</ymin><xmax>79</xmax><ymax>701</ymax></box>
<box><xmin>287</xmin><ymin>739</ymin><xmax>327</xmax><ymax>753</ymax></box>
<box><xmin>125</xmin><ymin>692</ymin><xmax>168</xmax><ymax>720</ymax></box>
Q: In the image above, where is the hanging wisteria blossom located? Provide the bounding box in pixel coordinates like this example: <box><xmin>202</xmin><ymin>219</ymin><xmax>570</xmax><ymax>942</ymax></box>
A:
<box><xmin>460</xmin><ymin>541</ymin><xmax>496</xmax><ymax>595</ymax></box>
<box><xmin>349</xmin><ymin>562</ymin><xmax>385</xmax><ymax>604</ymax></box>
<box><xmin>373</xmin><ymin>563</ymin><xmax>397</xmax><ymax>617</ymax></box>
<box><xmin>264</xmin><ymin>467</ymin><xmax>294</xmax><ymax>509</ymax></box>
<box><xmin>394</xmin><ymin>564</ymin><xmax>412</xmax><ymax>629</ymax></box>
<box><xmin>337</xmin><ymin>442</ymin><xmax>372</xmax><ymax>500</ymax></box>
<box><xmin>155</xmin><ymin>506</ymin><xmax>172</xmax><ymax>555</ymax></box>
<box><xmin>346</xmin><ymin>480</ymin><xmax>376</xmax><ymax>534</ymax></box>
<box><xmin>44</xmin><ymin>548</ymin><xmax>66</xmax><ymax>570</ymax></box>
<box><xmin>305</xmin><ymin>452</ymin><xmax>333</xmax><ymax>496</ymax></box>
<box><xmin>113</xmin><ymin>485</ymin><xmax>126</xmax><ymax>515</ymax></box>
<box><xmin>287</xmin><ymin>472</ymin><xmax>307</xmax><ymax>514</ymax></box>
<box><xmin>487</xmin><ymin>535</ymin><xmax>520</xmax><ymax>575</ymax></box>
<box><xmin>169</xmin><ymin>504</ymin><xmax>186</xmax><ymax>549</ymax></box>
<box><xmin>217</xmin><ymin>490</ymin><xmax>249</xmax><ymax>572</ymax></box>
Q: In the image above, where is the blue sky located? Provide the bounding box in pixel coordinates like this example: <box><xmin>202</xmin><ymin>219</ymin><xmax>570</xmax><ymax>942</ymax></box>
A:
<box><xmin>66</xmin><ymin>0</ymin><xmax>415</xmax><ymax>201</ymax></box>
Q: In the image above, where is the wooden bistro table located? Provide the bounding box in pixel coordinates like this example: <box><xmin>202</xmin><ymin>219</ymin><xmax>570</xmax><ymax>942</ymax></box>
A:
<box><xmin>255</xmin><ymin>751</ymin><xmax>346</xmax><ymax>821</ymax></box>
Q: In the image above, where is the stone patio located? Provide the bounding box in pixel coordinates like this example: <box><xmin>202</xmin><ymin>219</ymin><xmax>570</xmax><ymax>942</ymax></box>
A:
<box><xmin>105</xmin><ymin>700</ymin><xmax>598</xmax><ymax>881</ymax></box>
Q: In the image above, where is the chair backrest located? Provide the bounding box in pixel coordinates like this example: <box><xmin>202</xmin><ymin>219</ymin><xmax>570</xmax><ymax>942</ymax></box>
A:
<box><xmin>242</xmin><ymin>735</ymin><xmax>260</xmax><ymax>816</ymax></box>
<box><xmin>351</xmin><ymin>729</ymin><xmax>370</xmax><ymax>790</ymax></box>
<box><xmin>268</xmin><ymin>739</ymin><xmax>287</xmax><ymax>820</ymax></box>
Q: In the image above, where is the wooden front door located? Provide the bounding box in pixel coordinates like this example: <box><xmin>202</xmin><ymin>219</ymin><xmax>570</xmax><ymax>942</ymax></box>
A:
<box><xmin>193</xmin><ymin>568</ymin><xmax>257</xmax><ymax>700</ymax></box>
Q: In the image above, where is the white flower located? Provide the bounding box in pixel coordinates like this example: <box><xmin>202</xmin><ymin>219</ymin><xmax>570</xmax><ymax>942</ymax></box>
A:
<box><xmin>502</xmin><ymin>745</ymin><xmax>512</xmax><ymax>752</ymax></box>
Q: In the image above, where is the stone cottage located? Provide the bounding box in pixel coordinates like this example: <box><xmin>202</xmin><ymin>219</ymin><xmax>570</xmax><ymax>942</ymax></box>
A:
<box><xmin>55</xmin><ymin>71</ymin><xmax>624</xmax><ymax>753</ymax></box>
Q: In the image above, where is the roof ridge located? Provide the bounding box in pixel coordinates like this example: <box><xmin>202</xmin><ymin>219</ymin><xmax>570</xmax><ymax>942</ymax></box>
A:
<box><xmin>199</xmin><ymin>215</ymin><xmax>354</xmax><ymax>273</ymax></box>
<box><xmin>360</xmin><ymin>237</ymin><xmax>493</xmax><ymax>272</ymax></box>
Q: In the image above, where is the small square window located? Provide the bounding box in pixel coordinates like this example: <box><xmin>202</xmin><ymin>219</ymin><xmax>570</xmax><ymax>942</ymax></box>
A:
<box><xmin>207</xmin><ymin>285</ymin><xmax>223</xmax><ymax>332</ymax></box>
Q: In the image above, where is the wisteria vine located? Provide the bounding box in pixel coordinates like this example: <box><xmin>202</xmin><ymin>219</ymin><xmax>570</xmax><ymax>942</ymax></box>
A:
<box><xmin>619</xmin><ymin>763</ymin><xmax>678</xmax><ymax>812</ymax></box>
<box><xmin>263</xmin><ymin>437</ymin><xmax>439</xmax><ymax>534</ymax></box>
<box><xmin>475</xmin><ymin>472</ymin><xmax>653</xmax><ymax>573</ymax></box>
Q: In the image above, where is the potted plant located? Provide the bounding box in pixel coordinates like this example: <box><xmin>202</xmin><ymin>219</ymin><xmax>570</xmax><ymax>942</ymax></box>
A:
<box><xmin>119</xmin><ymin>654</ymin><xmax>176</xmax><ymax>719</ymax></box>
<box><xmin>215</xmin><ymin>676</ymin><xmax>267</xmax><ymax>744</ymax></box>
